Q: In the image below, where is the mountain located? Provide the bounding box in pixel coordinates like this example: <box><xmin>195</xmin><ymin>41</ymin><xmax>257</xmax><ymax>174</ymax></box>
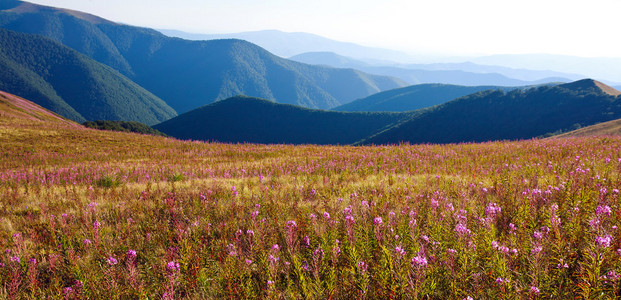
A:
<box><xmin>471</xmin><ymin>54</ymin><xmax>621</xmax><ymax>84</ymax></box>
<box><xmin>154</xmin><ymin>96</ymin><xmax>411</xmax><ymax>145</ymax></box>
<box><xmin>0</xmin><ymin>2</ymin><xmax>406</xmax><ymax>113</ymax></box>
<box><xmin>403</xmin><ymin>61</ymin><xmax>582</xmax><ymax>82</ymax></box>
<box><xmin>0</xmin><ymin>28</ymin><xmax>177</xmax><ymax>124</ymax></box>
<box><xmin>289</xmin><ymin>52</ymin><xmax>569</xmax><ymax>86</ymax></box>
<box><xmin>158</xmin><ymin>29</ymin><xmax>416</xmax><ymax>63</ymax></box>
<box><xmin>361</xmin><ymin>79</ymin><xmax>621</xmax><ymax>144</ymax></box>
<box><xmin>333</xmin><ymin>84</ymin><xmax>522</xmax><ymax>112</ymax></box>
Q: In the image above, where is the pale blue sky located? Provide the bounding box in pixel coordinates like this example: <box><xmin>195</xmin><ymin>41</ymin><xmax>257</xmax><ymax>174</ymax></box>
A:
<box><xmin>26</xmin><ymin>0</ymin><xmax>621</xmax><ymax>57</ymax></box>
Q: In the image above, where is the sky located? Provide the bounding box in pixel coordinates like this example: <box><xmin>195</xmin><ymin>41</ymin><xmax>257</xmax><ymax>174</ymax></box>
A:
<box><xmin>26</xmin><ymin>0</ymin><xmax>621</xmax><ymax>58</ymax></box>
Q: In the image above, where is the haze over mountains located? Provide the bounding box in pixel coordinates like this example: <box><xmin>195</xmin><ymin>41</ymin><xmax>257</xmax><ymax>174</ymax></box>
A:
<box><xmin>290</xmin><ymin>52</ymin><xmax>576</xmax><ymax>86</ymax></box>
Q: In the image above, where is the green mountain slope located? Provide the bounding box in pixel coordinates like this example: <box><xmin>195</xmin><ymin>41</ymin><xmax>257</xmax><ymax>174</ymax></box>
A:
<box><xmin>0</xmin><ymin>1</ymin><xmax>407</xmax><ymax>113</ymax></box>
<box><xmin>361</xmin><ymin>79</ymin><xmax>621</xmax><ymax>144</ymax></box>
<box><xmin>334</xmin><ymin>84</ymin><xmax>522</xmax><ymax>112</ymax></box>
<box><xmin>154</xmin><ymin>96</ymin><xmax>411</xmax><ymax>145</ymax></box>
<box><xmin>0</xmin><ymin>28</ymin><xmax>177</xmax><ymax>124</ymax></box>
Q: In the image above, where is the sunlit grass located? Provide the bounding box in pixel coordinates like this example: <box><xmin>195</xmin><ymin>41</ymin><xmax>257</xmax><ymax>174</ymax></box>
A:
<box><xmin>1</xmin><ymin>115</ymin><xmax>620</xmax><ymax>298</ymax></box>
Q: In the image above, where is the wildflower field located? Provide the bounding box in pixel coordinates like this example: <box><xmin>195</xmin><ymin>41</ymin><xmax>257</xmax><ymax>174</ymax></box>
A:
<box><xmin>1</xmin><ymin>111</ymin><xmax>621</xmax><ymax>299</ymax></box>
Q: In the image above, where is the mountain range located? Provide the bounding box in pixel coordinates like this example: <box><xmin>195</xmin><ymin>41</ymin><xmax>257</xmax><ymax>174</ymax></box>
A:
<box><xmin>0</xmin><ymin>0</ymin><xmax>406</xmax><ymax>117</ymax></box>
<box><xmin>361</xmin><ymin>79</ymin><xmax>621</xmax><ymax>144</ymax></box>
<box><xmin>333</xmin><ymin>84</ymin><xmax>522</xmax><ymax>112</ymax></box>
<box><xmin>0</xmin><ymin>28</ymin><xmax>176</xmax><ymax>124</ymax></box>
<box><xmin>153</xmin><ymin>79</ymin><xmax>621</xmax><ymax>145</ymax></box>
<box><xmin>158</xmin><ymin>29</ymin><xmax>417</xmax><ymax>63</ymax></box>
<box><xmin>290</xmin><ymin>52</ymin><xmax>575</xmax><ymax>86</ymax></box>
<box><xmin>153</xmin><ymin>96</ymin><xmax>411</xmax><ymax>145</ymax></box>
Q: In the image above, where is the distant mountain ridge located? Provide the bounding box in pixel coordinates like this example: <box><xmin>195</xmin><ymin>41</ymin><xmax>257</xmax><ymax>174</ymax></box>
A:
<box><xmin>333</xmin><ymin>84</ymin><xmax>522</xmax><ymax>112</ymax></box>
<box><xmin>290</xmin><ymin>52</ymin><xmax>572</xmax><ymax>86</ymax></box>
<box><xmin>361</xmin><ymin>79</ymin><xmax>621</xmax><ymax>144</ymax></box>
<box><xmin>0</xmin><ymin>28</ymin><xmax>177</xmax><ymax>124</ymax></box>
<box><xmin>154</xmin><ymin>96</ymin><xmax>412</xmax><ymax>145</ymax></box>
<box><xmin>0</xmin><ymin>1</ymin><xmax>406</xmax><ymax>113</ymax></box>
<box><xmin>158</xmin><ymin>29</ymin><xmax>416</xmax><ymax>62</ymax></box>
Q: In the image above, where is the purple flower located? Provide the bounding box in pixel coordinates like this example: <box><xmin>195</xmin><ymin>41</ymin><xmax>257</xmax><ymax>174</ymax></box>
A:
<box><xmin>486</xmin><ymin>202</ymin><xmax>501</xmax><ymax>218</ymax></box>
<box><xmin>272</xmin><ymin>244</ymin><xmax>280</xmax><ymax>252</ymax></box>
<box><xmin>126</xmin><ymin>249</ymin><xmax>137</xmax><ymax>260</ymax></box>
<box><xmin>285</xmin><ymin>220</ymin><xmax>297</xmax><ymax>229</ymax></box>
<box><xmin>106</xmin><ymin>257</ymin><xmax>118</xmax><ymax>266</ymax></box>
<box><xmin>323</xmin><ymin>212</ymin><xmax>330</xmax><ymax>220</ymax></box>
<box><xmin>373</xmin><ymin>217</ymin><xmax>383</xmax><ymax>226</ymax></box>
<box><xmin>358</xmin><ymin>261</ymin><xmax>368</xmax><ymax>273</ymax></box>
<box><xmin>313</xmin><ymin>247</ymin><xmax>324</xmax><ymax>258</ymax></box>
<box><xmin>93</xmin><ymin>220</ymin><xmax>101</xmax><ymax>230</ymax></box>
<box><xmin>395</xmin><ymin>246</ymin><xmax>406</xmax><ymax>257</ymax></box>
<box><xmin>533</xmin><ymin>231</ymin><xmax>543</xmax><ymax>240</ymax></box>
<box><xmin>411</xmin><ymin>253</ymin><xmax>427</xmax><ymax>268</ymax></box>
<box><xmin>596</xmin><ymin>205</ymin><xmax>612</xmax><ymax>217</ymax></box>
<box><xmin>530</xmin><ymin>286</ymin><xmax>540</xmax><ymax>295</ymax></box>
<box><xmin>166</xmin><ymin>261</ymin><xmax>180</xmax><ymax>272</ymax></box>
<box><xmin>10</xmin><ymin>256</ymin><xmax>19</xmax><ymax>263</ymax></box>
<box><xmin>303</xmin><ymin>235</ymin><xmax>310</xmax><ymax>246</ymax></box>
<box><xmin>496</xmin><ymin>277</ymin><xmax>505</xmax><ymax>284</ymax></box>
<box><xmin>245</xmin><ymin>259</ymin><xmax>253</xmax><ymax>265</ymax></box>
<box><xmin>596</xmin><ymin>235</ymin><xmax>613</xmax><ymax>248</ymax></box>
<box><xmin>63</xmin><ymin>287</ymin><xmax>74</xmax><ymax>296</ymax></box>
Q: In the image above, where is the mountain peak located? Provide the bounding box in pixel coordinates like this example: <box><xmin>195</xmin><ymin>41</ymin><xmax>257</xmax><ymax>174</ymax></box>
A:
<box><xmin>560</xmin><ymin>79</ymin><xmax>621</xmax><ymax>96</ymax></box>
<box><xmin>4</xmin><ymin>1</ymin><xmax>114</xmax><ymax>25</ymax></box>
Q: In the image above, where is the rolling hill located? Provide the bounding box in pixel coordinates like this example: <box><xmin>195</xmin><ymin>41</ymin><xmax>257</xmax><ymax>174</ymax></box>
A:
<box><xmin>153</xmin><ymin>96</ymin><xmax>411</xmax><ymax>145</ymax></box>
<box><xmin>0</xmin><ymin>89</ymin><xmax>78</xmax><ymax>126</ymax></box>
<box><xmin>0</xmin><ymin>28</ymin><xmax>177</xmax><ymax>124</ymax></box>
<box><xmin>361</xmin><ymin>79</ymin><xmax>621</xmax><ymax>144</ymax></box>
<box><xmin>554</xmin><ymin>118</ymin><xmax>621</xmax><ymax>137</ymax></box>
<box><xmin>333</xmin><ymin>84</ymin><xmax>521</xmax><ymax>112</ymax></box>
<box><xmin>290</xmin><ymin>52</ymin><xmax>573</xmax><ymax>86</ymax></box>
<box><xmin>0</xmin><ymin>1</ymin><xmax>406</xmax><ymax>112</ymax></box>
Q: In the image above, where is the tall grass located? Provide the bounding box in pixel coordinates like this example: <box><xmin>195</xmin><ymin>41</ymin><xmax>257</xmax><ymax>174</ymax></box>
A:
<box><xmin>1</xmin><ymin>118</ymin><xmax>620</xmax><ymax>298</ymax></box>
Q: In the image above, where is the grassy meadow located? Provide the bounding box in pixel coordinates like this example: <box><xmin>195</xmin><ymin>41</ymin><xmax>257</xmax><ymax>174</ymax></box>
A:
<box><xmin>1</xmin><ymin>101</ymin><xmax>621</xmax><ymax>298</ymax></box>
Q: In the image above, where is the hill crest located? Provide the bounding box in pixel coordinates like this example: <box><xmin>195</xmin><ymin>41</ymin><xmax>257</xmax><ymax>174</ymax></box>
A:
<box><xmin>0</xmin><ymin>90</ymin><xmax>78</xmax><ymax>126</ymax></box>
<box><xmin>560</xmin><ymin>79</ymin><xmax>621</xmax><ymax>96</ymax></box>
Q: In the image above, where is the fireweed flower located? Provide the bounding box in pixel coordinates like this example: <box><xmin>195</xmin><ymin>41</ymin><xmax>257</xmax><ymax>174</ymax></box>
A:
<box><xmin>126</xmin><ymin>249</ymin><xmax>137</xmax><ymax>260</ymax></box>
<box><xmin>395</xmin><ymin>246</ymin><xmax>406</xmax><ymax>258</ymax></box>
<box><xmin>373</xmin><ymin>217</ymin><xmax>383</xmax><ymax>226</ymax></box>
<box><xmin>358</xmin><ymin>261</ymin><xmax>368</xmax><ymax>273</ymax></box>
<box><xmin>93</xmin><ymin>220</ymin><xmax>101</xmax><ymax>230</ymax></box>
<box><xmin>596</xmin><ymin>205</ymin><xmax>612</xmax><ymax>217</ymax></box>
<box><xmin>323</xmin><ymin>212</ymin><xmax>330</xmax><ymax>220</ymax></box>
<box><xmin>10</xmin><ymin>256</ymin><xmax>19</xmax><ymax>263</ymax></box>
<box><xmin>411</xmin><ymin>253</ymin><xmax>428</xmax><ymax>268</ymax></box>
<box><xmin>596</xmin><ymin>235</ymin><xmax>613</xmax><ymax>248</ymax></box>
<box><xmin>285</xmin><ymin>220</ymin><xmax>297</xmax><ymax>229</ymax></box>
<box><xmin>166</xmin><ymin>261</ymin><xmax>180</xmax><ymax>273</ymax></box>
<box><xmin>530</xmin><ymin>286</ymin><xmax>540</xmax><ymax>295</ymax></box>
<box><xmin>107</xmin><ymin>257</ymin><xmax>118</xmax><ymax>266</ymax></box>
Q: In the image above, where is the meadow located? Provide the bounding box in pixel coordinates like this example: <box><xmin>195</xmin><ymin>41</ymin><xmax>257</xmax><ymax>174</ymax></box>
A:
<box><xmin>1</xmin><ymin>110</ymin><xmax>620</xmax><ymax>299</ymax></box>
